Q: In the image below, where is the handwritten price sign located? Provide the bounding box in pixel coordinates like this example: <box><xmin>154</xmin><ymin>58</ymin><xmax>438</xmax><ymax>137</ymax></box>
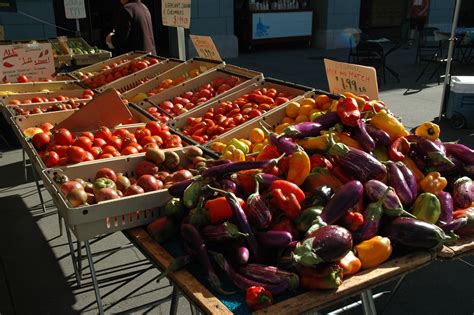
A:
<box><xmin>64</xmin><ymin>0</ymin><xmax>86</xmax><ymax>19</ymax></box>
<box><xmin>0</xmin><ymin>42</ymin><xmax>55</xmax><ymax>82</ymax></box>
<box><xmin>162</xmin><ymin>0</ymin><xmax>191</xmax><ymax>29</ymax></box>
<box><xmin>190</xmin><ymin>35</ymin><xmax>221</xmax><ymax>61</ymax></box>
<box><xmin>324</xmin><ymin>59</ymin><xmax>379</xmax><ymax>100</ymax></box>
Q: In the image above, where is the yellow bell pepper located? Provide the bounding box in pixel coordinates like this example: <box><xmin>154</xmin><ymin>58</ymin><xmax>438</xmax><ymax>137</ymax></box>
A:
<box><xmin>336</xmin><ymin>132</ymin><xmax>363</xmax><ymax>150</ymax></box>
<box><xmin>415</xmin><ymin>122</ymin><xmax>440</xmax><ymax>140</ymax></box>
<box><xmin>355</xmin><ymin>236</ymin><xmax>393</xmax><ymax>269</ymax></box>
<box><xmin>287</xmin><ymin>150</ymin><xmax>311</xmax><ymax>186</ymax></box>
<box><xmin>420</xmin><ymin>172</ymin><xmax>447</xmax><ymax>195</ymax></box>
<box><xmin>370</xmin><ymin>109</ymin><xmax>409</xmax><ymax>141</ymax></box>
<box><xmin>297</xmin><ymin>134</ymin><xmax>330</xmax><ymax>151</ymax></box>
<box><xmin>210</xmin><ymin>141</ymin><xmax>226</xmax><ymax>154</ymax></box>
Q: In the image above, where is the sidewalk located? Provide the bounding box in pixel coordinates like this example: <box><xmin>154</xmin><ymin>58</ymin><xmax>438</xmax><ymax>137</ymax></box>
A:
<box><xmin>0</xmin><ymin>44</ymin><xmax>473</xmax><ymax>314</ymax></box>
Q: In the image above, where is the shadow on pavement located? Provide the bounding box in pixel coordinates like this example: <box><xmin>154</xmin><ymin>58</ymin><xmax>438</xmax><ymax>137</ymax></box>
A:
<box><xmin>0</xmin><ymin>160</ymin><xmax>36</xmax><ymax>189</ymax></box>
<box><xmin>0</xmin><ymin>195</ymin><xmax>78</xmax><ymax>314</ymax></box>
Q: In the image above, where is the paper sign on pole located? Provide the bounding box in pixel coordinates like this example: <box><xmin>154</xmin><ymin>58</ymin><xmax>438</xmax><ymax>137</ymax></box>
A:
<box><xmin>0</xmin><ymin>42</ymin><xmax>55</xmax><ymax>82</ymax></box>
<box><xmin>64</xmin><ymin>0</ymin><xmax>86</xmax><ymax>19</ymax></box>
<box><xmin>324</xmin><ymin>59</ymin><xmax>379</xmax><ymax>100</ymax></box>
<box><xmin>190</xmin><ymin>35</ymin><xmax>222</xmax><ymax>61</ymax></box>
<box><xmin>162</xmin><ymin>0</ymin><xmax>191</xmax><ymax>29</ymax></box>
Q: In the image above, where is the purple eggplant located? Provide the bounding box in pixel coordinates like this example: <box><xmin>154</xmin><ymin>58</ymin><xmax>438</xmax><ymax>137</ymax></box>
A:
<box><xmin>365</xmin><ymin>125</ymin><xmax>391</xmax><ymax>146</ymax></box>
<box><xmin>383</xmin><ymin>217</ymin><xmax>454</xmax><ymax>250</ymax></box>
<box><xmin>387</xmin><ymin>161</ymin><xmax>415</xmax><ymax>206</ymax></box>
<box><xmin>444</xmin><ymin>143</ymin><xmax>474</xmax><ymax>165</ymax></box>
<box><xmin>256</xmin><ymin>231</ymin><xmax>292</xmax><ymax>248</ymax></box>
<box><xmin>206</xmin><ymin>159</ymin><xmax>232</xmax><ymax>167</ymax></box>
<box><xmin>464</xmin><ymin>165</ymin><xmax>474</xmax><ymax>177</ymax></box>
<box><xmin>397</xmin><ymin>161</ymin><xmax>418</xmax><ymax>200</ymax></box>
<box><xmin>270</xmin><ymin>133</ymin><xmax>300</xmax><ymax>155</ymax></box>
<box><xmin>440</xmin><ymin>216</ymin><xmax>468</xmax><ymax>232</ymax></box>
<box><xmin>453</xmin><ymin>177</ymin><xmax>473</xmax><ymax>209</ymax></box>
<box><xmin>200</xmin><ymin>222</ymin><xmax>248</xmax><ymax>243</ymax></box>
<box><xmin>240</xmin><ymin>264</ymin><xmax>299</xmax><ymax>290</ymax></box>
<box><xmin>225</xmin><ymin>245</ymin><xmax>250</xmax><ymax>265</ymax></box>
<box><xmin>406</xmin><ymin>135</ymin><xmax>455</xmax><ymax>167</ymax></box>
<box><xmin>353</xmin><ymin>119</ymin><xmax>376</xmax><ymax>152</ymax></box>
<box><xmin>255</xmin><ymin>173</ymin><xmax>280</xmax><ymax>190</ymax></box>
<box><xmin>321</xmin><ymin>180</ymin><xmax>363</xmax><ymax>225</ymax></box>
<box><xmin>218</xmin><ymin>178</ymin><xmax>237</xmax><ymax>193</ymax></box>
<box><xmin>312</xmin><ymin>111</ymin><xmax>340</xmax><ymax>129</ymax></box>
<box><xmin>327</xmin><ymin>131</ymin><xmax>386</xmax><ymax>182</ymax></box>
<box><xmin>246</xmin><ymin>179</ymin><xmax>272</xmax><ymax>229</ymax></box>
<box><xmin>293</xmin><ymin>225</ymin><xmax>352</xmax><ymax>266</ymax></box>
<box><xmin>365</xmin><ymin>180</ymin><xmax>411</xmax><ymax>217</ymax></box>
<box><xmin>211</xmin><ymin>252</ymin><xmax>289</xmax><ymax>295</ymax></box>
<box><xmin>168</xmin><ymin>177</ymin><xmax>196</xmax><ymax>197</ymax></box>
<box><xmin>438</xmin><ymin>191</ymin><xmax>454</xmax><ymax>223</ymax></box>
<box><xmin>278</xmin><ymin>121</ymin><xmax>324</xmax><ymax>139</ymax></box>
<box><xmin>202</xmin><ymin>155</ymin><xmax>284</xmax><ymax>178</ymax></box>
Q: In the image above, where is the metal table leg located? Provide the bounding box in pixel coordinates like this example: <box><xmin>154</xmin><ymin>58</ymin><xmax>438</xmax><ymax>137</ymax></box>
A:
<box><xmin>77</xmin><ymin>241</ymin><xmax>83</xmax><ymax>278</ymax></box>
<box><xmin>31</xmin><ymin>167</ymin><xmax>46</xmax><ymax>213</ymax></box>
<box><xmin>190</xmin><ymin>302</ymin><xmax>201</xmax><ymax>315</ymax></box>
<box><xmin>170</xmin><ymin>286</ymin><xmax>180</xmax><ymax>315</ymax></box>
<box><xmin>58</xmin><ymin>213</ymin><xmax>63</xmax><ymax>237</ymax></box>
<box><xmin>65</xmin><ymin>226</ymin><xmax>81</xmax><ymax>286</ymax></box>
<box><xmin>22</xmin><ymin>149</ymin><xmax>28</xmax><ymax>181</ymax></box>
<box><xmin>361</xmin><ymin>289</ymin><xmax>377</xmax><ymax>315</ymax></box>
<box><xmin>85</xmin><ymin>240</ymin><xmax>104</xmax><ymax>315</ymax></box>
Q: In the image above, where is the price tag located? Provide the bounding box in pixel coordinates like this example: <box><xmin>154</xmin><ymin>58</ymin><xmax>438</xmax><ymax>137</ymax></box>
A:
<box><xmin>190</xmin><ymin>35</ymin><xmax>222</xmax><ymax>61</ymax></box>
<box><xmin>64</xmin><ymin>0</ymin><xmax>86</xmax><ymax>19</ymax></box>
<box><xmin>0</xmin><ymin>42</ymin><xmax>55</xmax><ymax>82</ymax></box>
<box><xmin>324</xmin><ymin>58</ymin><xmax>379</xmax><ymax>100</ymax></box>
<box><xmin>162</xmin><ymin>0</ymin><xmax>191</xmax><ymax>29</ymax></box>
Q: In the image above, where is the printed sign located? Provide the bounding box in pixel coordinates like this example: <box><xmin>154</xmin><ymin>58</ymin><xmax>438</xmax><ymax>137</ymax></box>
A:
<box><xmin>252</xmin><ymin>11</ymin><xmax>312</xmax><ymax>40</ymax></box>
<box><xmin>324</xmin><ymin>59</ymin><xmax>379</xmax><ymax>100</ymax></box>
<box><xmin>190</xmin><ymin>35</ymin><xmax>221</xmax><ymax>61</ymax></box>
<box><xmin>0</xmin><ymin>42</ymin><xmax>55</xmax><ymax>82</ymax></box>
<box><xmin>162</xmin><ymin>0</ymin><xmax>191</xmax><ymax>29</ymax></box>
<box><xmin>0</xmin><ymin>0</ymin><xmax>16</xmax><ymax>12</ymax></box>
<box><xmin>64</xmin><ymin>0</ymin><xmax>86</xmax><ymax>19</ymax></box>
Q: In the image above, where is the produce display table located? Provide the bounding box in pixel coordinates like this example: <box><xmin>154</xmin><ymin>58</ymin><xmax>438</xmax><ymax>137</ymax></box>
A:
<box><xmin>125</xmin><ymin>228</ymin><xmax>433</xmax><ymax>315</ymax></box>
<box><xmin>438</xmin><ymin>235</ymin><xmax>474</xmax><ymax>260</ymax></box>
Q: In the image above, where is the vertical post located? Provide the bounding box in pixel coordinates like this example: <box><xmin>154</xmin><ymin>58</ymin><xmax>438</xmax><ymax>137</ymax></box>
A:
<box><xmin>177</xmin><ymin>27</ymin><xmax>186</xmax><ymax>60</ymax></box>
<box><xmin>76</xmin><ymin>19</ymin><xmax>81</xmax><ymax>36</ymax></box>
<box><xmin>439</xmin><ymin>0</ymin><xmax>462</xmax><ymax>120</ymax></box>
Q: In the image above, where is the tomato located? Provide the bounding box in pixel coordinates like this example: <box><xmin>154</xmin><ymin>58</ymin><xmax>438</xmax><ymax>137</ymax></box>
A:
<box><xmin>112</xmin><ymin>128</ymin><xmax>130</xmax><ymax>138</ymax></box>
<box><xmin>139</xmin><ymin>135</ymin><xmax>156</xmax><ymax>146</ymax></box>
<box><xmin>83</xmin><ymin>89</ymin><xmax>95</xmax><ymax>97</ymax></box>
<box><xmin>42</xmin><ymin>151</ymin><xmax>59</xmax><ymax>167</ymax></box>
<box><xmin>99</xmin><ymin>153</ymin><xmax>114</xmax><ymax>159</ymax></box>
<box><xmin>102</xmin><ymin>145</ymin><xmax>118</xmax><ymax>155</ymax></box>
<box><xmin>90</xmin><ymin>146</ymin><xmax>103</xmax><ymax>158</ymax></box>
<box><xmin>39</xmin><ymin>122</ymin><xmax>54</xmax><ymax>133</ymax></box>
<box><xmin>57</xmin><ymin>157</ymin><xmax>69</xmax><ymax>166</ymax></box>
<box><xmin>17</xmin><ymin>74</ymin><xmax>28</xmax><ymax>83</ymax></box>
<box><xmin>32</xmin><ymin>132</ymin><xmax>51</xmax><ymax>150</ymax></box>
<box><xmin>135</xmin><ymin>61</ymin><xmax>148</xmax><ymax>70</ymax></box>
<box><xmin>80</xmin><ymin>131</ymin><xmax>94</xmax><ymax>141</ymax></box>
<box><xmin>145</xmin><ymin>121</ymin><xmax>162</xmax><ymax>135</ymax></box>
<box><xmin>51</xmin><ymin>145</ymin><xmax>68</xmax><ymax>158</ymax></box>
<box><xmin>157</xmin><ymin>130</ymin><xmax>171</xmax><ymax>141</ymax></box>
<box><xmin>31</xmin><ymin>96</ymin><xmax>43</xmax><ymax>103</ymax></box>
<box><xmin>128</xmin><ymin>142</ymin><xmax>143</xmax><ymax>152</ymax></box>
<box><xmin>93</xmin><ymin>138</ymin><xmax>107</xmax><ymax>148</ymax></box>
<box><xmin>143</xmin><ymin>142</ymin><xmax>159</xmax><ymax>149</ymax></box>
<box><xmin>54</xmin><ymin>128</ymin><xmax>74</xmax><ymax>146</ymax></box>
<box><xmin>121</xmin><ymin>134</ymin><xmax>137</xmax><ymax>147</ymax></box>
<box><xmin>107</xmin><ymin>135</ymin><xmax>123</xmax><ymax>150</ymax></box>
<box><xmin>67</xmin><ymin>146</ymin><xmax>86</xmax><ymax>163</ymax></box>
<box><xmin>151</xmin><ymin>135</ymin><xmax>163</xmax><ymax>146</ymax></box>
<box><xmin>134</xmin><ymin>127</ymin><xmax>152</xmax><ymax>141</ymax></box>
<box><xmin>8</xmin><ymin>99</ymin><xmax>21</xmax><ymax>105</ymax></box>
<box><xmin>121</xmin><ymin>146</ymin><xmax>139</xmax><ymax>155</ymax></box>
<box><xmin>95</xmin><ymin>126</ymin><xmax>112</xmax><ymax>141</ymax></box>
<box><xmin>74</xmin><ymin>136</ymin><xmax>93</xmax><ymax>151</ymax></box>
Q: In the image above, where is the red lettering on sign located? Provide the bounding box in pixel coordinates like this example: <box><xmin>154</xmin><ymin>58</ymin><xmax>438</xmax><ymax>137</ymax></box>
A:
<box><xmin>3</xmin><ymin>48</ymin><xmax>18</xmax><ymax>60</ymax></box>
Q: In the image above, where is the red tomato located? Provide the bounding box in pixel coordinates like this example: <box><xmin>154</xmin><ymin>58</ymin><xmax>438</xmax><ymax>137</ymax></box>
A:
<box><xmin>95</xmin><ymin>126</ymin><xmax>112</xmax><ymax>141</ymax></box>
<box><xmin>52</xmin><ymin>145</ymin><xmax>68</xmax><ymax>158</ymax></box>
<box><xmin>39</xmin><ymin>122</ymin><xmax>54</xmax><ymax>133</ymax></box>
<box><xmin>74</xmin><ymin>136</ymin><xmax>93</xmax><ymax>151</ymax></box>
<box><xmin>121</xmin><ymin>146</ymin><xmax>139</xmax><ymax>155</ymax></box>
<box><xmin>80</xmin><ymin>131</ymin><xmax>95</xmax><ymax>141</ymax></box>
<box><xmin>17</xmin><ymin>74</ymin><xmax>28</xmax><ymax>83</ymax></box>
<box><xmin>32</xmin><ymin>132</ymin><xmax>51</xmax><ymax>150</ymax></box>
<box><xmin>102</xmin><ymin>145</ymin><xmax>118</xmax><ymax>155</ymax></box>
<box><xmin>121</xmin><ymin>134</ymin><xmax>137</xmax><ymax>147</ymax></box>
<box><xmin>139</xmin><ymin>135</ymin><xmax>156</xmax><ymax>146</ymax></box>
<box><xmin>42</xmin><ymin>151</ymin><xmax>59</xmax><ymax>167</ymax></box>
<box><xmin>107</xmin><ymin>135</ymin><xmax>123</xmax><ymax>150</ymax></box>
<box><xmin>57</xmin><ymin>157</ymin><xmax>69</xmax><ymax>166</ymax></box>
<box><xmin>67</xmin><ymin>146</ymin><xmax>86</xmax><ymax>163</ymax></box>
<box><xmin>93</xmin><ymin>138</ymin><xmax>107</xmax><ymax>148</ymax></box>
<box><xmin>31</xmin><ymin>97</ymin><xmax>43</xmax><ymax>103</ymax></box>
<box><xmin>90</xmin><ymin>146</ymin><xmax>103</xmax><ymax>158</ymax></box>
<box><xmin>112</xmin><ymin>128</ymin><xmax>130</xmax><ymax>138</ymax></box>
<box><xmin>128</xmin><ymin>142</ymin><xmax>143</xmax><ymax>152</ymax></box>
<box><xmin>157</xmin><ymin>130</ymin><xmax>171</xmax><ymax>141</ymax></box>
<box><xmin>151</xmin><ymin>135</ymin><xmax>163</xmax><ymax>146</ymax></box>
<box><xmin>148</xmin><ymin>58</ymin><xmax>160</xmax><ymax>65</ymax></box>
<box><xmin>145</xmin><ymin>121</ymin><xmax>162</xmax><ymax>135</ymax></box>
<box><xmin>54</xmin><ymin>128</ymin><xmax>73</xmax><ymax>146</ymax></box>
<box><xmin>134</xmin><ymin>127</ymin><xmax>151</xmax><ymax>141</ymax></box>
<box><xmin>83</xmin><ymin>89</ymin><xmax>95</xmax><ymax>97</ymax></box>
<box><xmin>143</xmin><ymin>142</ymin><xmax>159</xmax><ymax>150</ymax></box>
<box><xmin>83</xmin><ymin>151</ymin><xmax>94</xmax><ymax>161</ymax></box>
<box><xmin>99</xmin><ymin>153</ymin><xmax>114</xmax><ymax>159</ymax></box>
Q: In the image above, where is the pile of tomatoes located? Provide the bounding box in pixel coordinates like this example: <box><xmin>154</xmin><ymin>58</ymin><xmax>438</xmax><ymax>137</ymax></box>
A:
<box><xmin>81</xmin><ymin>57</ymin><xmax>160</xmax><ymax>89</ymax></box>
<box><xmin>181</xmin><ymin>87</ymin><xmax>293</xmax><ymax>143</ymax></box>
<box><xmin>31</xmin><ymin>121</ymin><xmax>184</xmax><ymax>167</ymax></box>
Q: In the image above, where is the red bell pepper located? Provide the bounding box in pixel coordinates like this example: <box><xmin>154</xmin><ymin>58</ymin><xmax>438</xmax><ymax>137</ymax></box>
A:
<box><xmin>337</xmin><ymin>97</ymin><xmax>361</xmax><ymax>127</ymax></box>
<box><xmin>269</xmin><ymin>180</ymin><xmax>305</xmax><ymax>202</ymax></box>
<box><xmin>388</xmin><ymin>136</ymin><xmax>410</xmax><ymax>161</ymax></box>
<box><xmin>246</xmin><ymin>286</ymin><xmax>273</xmax><ymax>310</ymax></box>
<box><xmin>310</xmin><ymin>153</ymin><xmax>333</xmax><ymax>170</ymax></box>
<box><xmin>205</xmin><ymin>197</ymin><xmax>246</xmax><ymax>224</ymax></box>
<box><xmin>271</xmin><ymin>217</ymin><xmax>300</xmax><ymax>240</ymax></box>
<box><xmin>271</xmin><ymin>188</ymin><xmax>302</xmax><ymax>220</ymax></box>
<box><xmin>452</xmin><ymin>207</ymin><xmax>474</xmax><ymax>236</ymax></box>
<box><xmin>341</xmin><ymin>211</ymin><xmax>365</xmax><ymax>232</ymax></box>
<box><xmin>299</xmin><ymin>263</ymin><xmax>343</xmax><ymax>290</ymax></box>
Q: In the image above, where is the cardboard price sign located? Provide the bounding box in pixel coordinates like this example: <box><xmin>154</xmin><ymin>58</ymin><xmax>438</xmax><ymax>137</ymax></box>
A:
<box><xmin>162</xmin><ymin>0</ymin><xmax>191</xmax><ymax>29</ymax></box>
<box><xmin>324</xmin><ymin>59</ymin><xmax>379</xmax><ymax>100</ymax></box>
<box><xmin>190</xmin><ymin>35</ymin><xmax>221</xmax><ymax>61</ymax></box>
<box><xmin>0</xmin><ymin>42</ymin><xmax>55</xmax><ymax>82</ymax></box>
<box><xmin>64</xmin><ymin>0</ymin><xmax>86</xmax><ymax>19</ymax></box>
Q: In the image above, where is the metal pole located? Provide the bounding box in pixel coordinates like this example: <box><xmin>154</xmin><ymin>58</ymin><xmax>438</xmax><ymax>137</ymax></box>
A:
<box><xmin>439</xmin><ymin>0</ymin><xmax>462</xmax><ymax>120</ymax></box>
<box><xmin>85</xmin><ymin>240</ymin><xmax>104</xmax><ymax>315</ymax></box>
<box><xmin>360</xmin><ymin>289</ymin><xmax>377</xmax><ymax>315</ymax></box>
<box><xmin>76</xmin><ymin>19</ymin><xmax>81</xmax><ymax>36</ymax></box>
<box><xmin>177</xmin><ymin>27</ymin><xmax>186</xmax><ymax>60</ymax></box>
<box><xmin>170</xmin><ymin>286</ymin><xmax>179</xmax><ymax>315</ymax></box>
<box><xmin>65</xmin><ymin>226</ymin><xmax>81</xmax><ymax>286</ymax></box>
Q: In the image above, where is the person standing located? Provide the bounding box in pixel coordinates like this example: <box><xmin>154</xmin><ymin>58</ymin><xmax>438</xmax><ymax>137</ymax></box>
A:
<box><xmin>106</xmin><ymin>0</ymin><xmax>156</xmax><ymax>55</ymax></box>
<box><xmin>407</xmin><ymin>0</ymin><xmax>430</xmax><ymax>48</ymax></box>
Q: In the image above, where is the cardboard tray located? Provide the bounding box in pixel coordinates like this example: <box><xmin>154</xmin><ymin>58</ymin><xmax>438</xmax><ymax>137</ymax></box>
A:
<box><xmin>121</xmin><ymin>58</ymin><xmax>225</xmax><ymax>102</ymax></box>
<box><xmin>0</xmin><ymin>81</ymin><xmax>83</xmax><ymax>96</ymax></box>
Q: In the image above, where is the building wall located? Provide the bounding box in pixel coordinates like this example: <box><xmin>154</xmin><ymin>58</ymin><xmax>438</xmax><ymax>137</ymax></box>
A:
<box><xmin>0</xmin><ymin>0</ymin><xmax>56</xmax><ymax>41</ymax></box>
<box><xmin>427</xmin><ymin>0</ymin><xmax>455</xmax><ymax>31</ymax></box>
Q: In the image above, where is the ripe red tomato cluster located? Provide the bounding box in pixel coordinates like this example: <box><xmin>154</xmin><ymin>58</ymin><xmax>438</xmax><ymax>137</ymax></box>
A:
<box><xmin>82</xmin><ymin>57</ymin><xmax>160</xmax><ymax>89</ymax></box>
<box><xmin>181</xmin><ymin>87</ymin><xmax>292</xmax><ymax>143</ymax></box>
<box><xmin>31</xmin><ymin>121</ymin><xmax>183</xmax><ymax>167</ymax></box>
<box><xmin>8</xmin><ymin>89</ymin><xmax>94</xmax><ymax>106</ymax></box>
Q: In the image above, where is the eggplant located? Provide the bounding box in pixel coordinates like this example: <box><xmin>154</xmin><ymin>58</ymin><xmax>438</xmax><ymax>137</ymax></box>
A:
<box><xmin>240</xmin><ymin>264</ymin><xmax>299</xmax><ymax>290</ymax></box>
<box><xmin>365</xmin><ymin>125</ymin><xmax>391</xmax><ymax>146</ymax></box>
<box><xmin>355</xmin><ymin>188</ymin><xmax>392</xmax><ymax>243</ymax></box>
<box><xmin>438</xmin><ymin>191</ymin><xmax>454</xmax><ymax>223</ymax></box>
<box><xmin>225</xmin><ymin>245</ymin><xmax>250</xmax><ymax>265</ymax></box>
<box><xmin>211</xmin><ymin>252</ymin><xmax>289</xmax><ymax>295</ymax></box>
<box><xmin>256</xmin><ymin>231</ymin><xmax>292</xmax><ymax>248</ymax></box>
<box><xmin>255</xmin><ymin>173</ymin><xmax>280</xmax><ymax>190</ymax></box>
<box><xmin>327</xmin><ymin>132</ymin><xmax>386</xmax><ymax>182</ymax></box>
<box><xmin>406</xmin><ymin>135</ymin><xmax>455</xmax><ymax>167</ymax></box>
<box><xmin>440</xmin><ymin>217</ymin><xmax>468</xmax><ymax>232</ymax></box>
<box><xmin>202</xmin><ymin>155</ymin><xmax>283</xmax><ymax>178</ymax></box>
<box><xmin>293</xmin><ymin>225</ymin><xmax>352</xmax><ymax>266</ymax></box>
<box><xmin>312</xmin><ymin>111</ymin><xmax>340</xmax><ymax>129</ymax></box>
<box><xmin>200</xmin><ymin>222</ymin><xmax>248</xmax><ymax>243</ymax></box>
<box><xmin>218</xmin><ymin>178</ymin><xmax>237</xmax><ymax>193</ymax></box>
<box><xmin>278</xmin><ymin>121</ymin><xmax>324</xmax><ymax>139</ymax></box>
<box><xmin>396</xmin><ymin>161</ymin><xmax>418</xmax><ymax>201</ymax></box>
<box><xmin>246</xmin><ymin>179</ymin><xmax>272</xmax><ymax>229</ymax></box>
<box><xmin>302</xmin><ymin>185</ymin><xmax>333</xmax><ymax>208</ymax></box>
<box><xmin>269</xmin><ymin>133</ymin><xmax>300</xmax><ymax>155</ymax></box>
<box><xmin>387</xmin><ymin>162</ymin><xmax>415</xmax><ymax>206</ymax></box>
<box><xmin>353</xmin><ymin>119</ymin><xmax>376</xmax><ymax>152</ymax></box>
<box><xmin>464</xmin><ymin>165</ymin><xmax>474</xmax><ymax>177</ymax></box>
<box><xmin>453</xmin><ymin>177</ymin><xmax>473</xmax><ymax>209</ymax></box>
<box><xmin>382</xmin><ymin>217</ymin><xmax>454</xmax><ymax>250</ymax></box>
<box><xmin>168</xmin><ymin>177</ymin><xmax>196</xmax><ymax>197</ymax></box>
<box><xmin>365</xmin><ymin>180</ymin><xmax>406</xmax><ymax>216</ymax></box>
<box><xmin>444</xmin><ymin>143</ymin><xmax>474</xmax><ymax>165</ymax></box>
<box><xmin>321</xmin><ymin>180</ymin><xmax>363</xmax><ymax>225</ymax></box>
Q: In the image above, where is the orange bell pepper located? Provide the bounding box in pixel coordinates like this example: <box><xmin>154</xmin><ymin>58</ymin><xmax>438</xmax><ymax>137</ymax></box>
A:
<box><xmin>287</xmin><ymin>150</ymin><xmax>311</xmax><ymax>186</ymax></box>
<box><xmin>205</xmin><ymin>197</ymin><xmax>246</xmax><ymax>224</ymax></box>
<box><xmin>338</xmin><ymin>250</ymin><xmax>362</xmax><ymax>277</ymax></box>
<box><xmin>355</xmin><ymin>236</ymin><xmax>392</xmax><ymax>269</ymax></box>
<box><xmin>420</xmin><ymin>172</ymin><xmax>447</xmax><ymax>195</ymax></box>
<box><xmin>402</xmin><ymin>157</ymin><xmax>424</xmax><ymax>183</ymax></box>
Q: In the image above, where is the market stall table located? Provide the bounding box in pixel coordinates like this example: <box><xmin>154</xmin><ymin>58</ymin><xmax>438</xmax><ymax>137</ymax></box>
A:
<box><xmin>438</xmin><ymin>235</ymin><xmax>474</xmax><ymax>260</ymax></box>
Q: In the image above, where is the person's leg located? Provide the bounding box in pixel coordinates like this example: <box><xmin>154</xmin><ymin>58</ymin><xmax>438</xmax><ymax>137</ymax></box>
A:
<box><xmin>407</xmin><ymin>18</ymin><xmax>418</xmax><ymax>48</ymax></box>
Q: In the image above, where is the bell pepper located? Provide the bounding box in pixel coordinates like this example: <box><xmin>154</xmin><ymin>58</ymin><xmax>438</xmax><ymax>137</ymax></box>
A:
<box><xmin>221</xmin><ymin>145</ymin><xmax>246</xmax><ymax>162</ymax></box>
<box><xmin>310</xmin><ymin>153</ymin><xmax>333</xmax><ymax>169</ymax></box>
<box><xmin>452</xmin><ymin>207</ymin><xmax>474</xmax><ymax>235</ymax></box>
<box><xmin>147</xmin><ymin>216</ymin><xmax>176</xmax><ymax>243</ymax></box>
<box><xmin>271</xmin><ymin>188</ymin><xmax>302</xmax><ymax>220</ymax></box>
<box><xmin>338</xmin><ymin>251</ymin><xmax>362</xmax><ymax>277</ymax></box>
<box><xmin>354</xmin><ymin>236</ymin><xmax>392</xmax><ymax>269</ymax></box>
<box><xmin>302</xmin><ymin>185</ymin><xmax>333</xmax><ymax>208</ymax></box>
<box><xmin>93</xmin><ymin>177</ymin><xmax>116</xmax><ymax>193</ymax></box>
<box><xmin>256</xmin><ymin>144</ymin><xmax>281</xmax><ymax>161</ymax></box>
<box><xmin>205</xmin><ymin>196</ymin><xmax>246</xmax><ymax>224</ymax></box>
<box><xmin>342</xmin><ymin>92</ymin><xmax>366</xmax><ymax>109</ymax></box>
<box><xmin>420</xmin><ymin>172</ymin><xmax>447</xmax><ymax>195</ymax></box>
<box><xmin>299</xmin><ymin>263</ymin><xmax>343</xmax><ymax>290</ymax></box>
<box><xmin>370</xmin><ymin>109</ymin><xmax>409</xmax><ymax>141</ymax></box>
<box><xmin>295</xmin><ymin>206</ymin><xmax>324</xmax><ymax>233</ymax></box>
<box><xmin>402</xmin><ymin>157</ymin><xmax>425</xmax><ymax>184</ymax></box>
<box><xmin>388</xmin><ymin>136</ymin><xmax>410</xmax><ymax>161</ymax></box>
<box><xmin>415</xmin><ymin>122</ymin><xmax>440</xmax><ymax>141</ymax></box>
<box><xmin>235</xmin><ymin>170</ymin><xmax>258</xmax><ymax>197</ymax></box>
<box><xmin>303</xmin><ymin>167</ymin><xmax>343</xmax><ymax>192</ymax></box>
<box><xmin>270</xmin><ymin>180</ymin><xmax>306</xmax><ymax>202</ymax></box>
<box><xmin>336</xmin><ymin>132</ymin><xmax>363</xmax><ymax>150</ymax></box>
<box><xmin>297</xmin><ymin>134</ymin><xmax>330</xmax><ymax>151</ymax></box>
<box><xmin>337</xmin><ymin>97</ymin><xmax>361</xmax><ymax>127</ymax></box>
<box><xmin>246</xmin><ymin>286</ymin><xmax>273</xmax><ymax>310</ymax></box>
<box><xmin>332</xmin><ymin>165</ymin><xmax>353</xmax><ymax>183</ymax></box>
<box><xmin>362</xmin><ymin>100</ymin><xmax>386</xmax><ymax>113</ymax></box>
<box><xmin>412</xmin><ymin>192</ymin><xmax>441</xmax><ymax>224</ymax></box>
<box><xmin>342</xmin><ymin>211</ymin><xmax>365</xmax><ymax>232</ymax></box>
<box><xmin>287</xmin><ymin>150</ymin><xmax>311</xmax><ymax>186</ymax></box>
